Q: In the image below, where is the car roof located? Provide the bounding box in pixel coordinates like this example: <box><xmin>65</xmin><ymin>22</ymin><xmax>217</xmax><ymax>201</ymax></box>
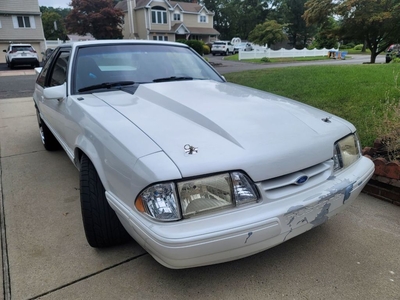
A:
<box><xmin>55</xmin><ymin>39</ymin><xmax>189</xmax><ymax>50</ymax></box>
<box><xmin>10</xmin><ymin>44</ymin><xmax>32</xmax><ymax>47</ymax></box>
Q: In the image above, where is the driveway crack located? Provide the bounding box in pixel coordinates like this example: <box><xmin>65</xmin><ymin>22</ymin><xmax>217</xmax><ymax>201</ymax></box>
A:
<box><xmin>0</xmin><ymin>156</ymin><xmax>12</xmax><ymax>299</ymax></box>
<box><xmin>27</xmin><ymin>253</ymin><xmax>148</xmax><ymax>300</ymax></box>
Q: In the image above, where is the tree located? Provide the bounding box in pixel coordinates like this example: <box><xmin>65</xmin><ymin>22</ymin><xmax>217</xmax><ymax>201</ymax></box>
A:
<box><xmin>40</xmin><ymin>6</ymin><xmax>71</xmax><ymax>19</ymax></box>
<box><xmin>41</xmin><ymin>11</ymin><xmax>67</xmax><ymax>40</ymax></box>
<box><xmin>304</xmin><ymin>0</ymin><xmax>400</xmax><ymax>63</ymax></box>
<box><xmin>278</xmin><ymin>0</ymin><xmax>317</xmax><ymax>48</ymax></box>
<box><xmin>65</xmin><ymin>0</ymin><xmax>124</xmax><ymax>39</ymax></box>
<box><xmin>201</xmin><ymin>0</ymin><xmax>276</xmax><ymax>40</ymax></box>
<box><xmin>248</xmin><ymin>20</ymin><xmax>287</xmax><ymax>47</ymax></box>
<box><xmin>310</xmin><ymin>17</ymin><xmax>339</xmax><ymax>49</ymax></box>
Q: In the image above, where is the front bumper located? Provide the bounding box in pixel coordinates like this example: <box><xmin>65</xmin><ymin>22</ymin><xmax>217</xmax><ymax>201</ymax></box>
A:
<box><xmin>108</xmin><ymin>156</ymin><xmax>374</xmax><ymax>269</ymax></box>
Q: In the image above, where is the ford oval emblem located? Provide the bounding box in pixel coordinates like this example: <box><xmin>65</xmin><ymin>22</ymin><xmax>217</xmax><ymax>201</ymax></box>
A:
<box><xmin>295</xmin><ymin>175</ymin><xmax>309</xmax><ymax>185</ymax></box>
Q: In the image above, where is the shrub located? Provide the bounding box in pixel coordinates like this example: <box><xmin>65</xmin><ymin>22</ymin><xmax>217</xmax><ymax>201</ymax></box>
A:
<box><xmin>260</xmin><ymin>57</ymin><xmax>271</xmax><ymax>62</ymax></box>
<box><xmin>354</xmin><ymin>44</ymin><xmax>364</xmax><ymax>50</ymax></box>
<box><xmin>371</xmin><ymin>97</ymin><xmax>400</xmax><ymax>161</ymax></box>
<box><xmin>176</xmin><ymin>40</ymin><xmax>204</xmax><ymax>55</ymax></box>
<box><xmin>391</xmin><ymin>57</ymin><xmax>400</xmax><ymax>64</ymax></box>
<box><xmin>203</xmin><ymin>44</ymin><xmax>210</xmax><ymax>55</ymax></box>
<box><xmin>346</xmin><ymin>42</ymin><xmax>355</xmax><ymax>49</ymax></box>
<box><xmin>176</xmin><ymin>39</ymin><xmax>187</xmax><ymax>44</ymax></box>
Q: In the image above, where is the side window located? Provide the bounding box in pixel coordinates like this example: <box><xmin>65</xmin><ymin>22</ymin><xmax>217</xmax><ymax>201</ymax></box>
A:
<box><xmin>36</xmin><ymin>57</ymin><xmax>53</xmax><ymax>87</ymax></box>
<box><xmin>49</xmin><ymin>51</ymin><xmax>70</xmax><ymax>87</ymax></box>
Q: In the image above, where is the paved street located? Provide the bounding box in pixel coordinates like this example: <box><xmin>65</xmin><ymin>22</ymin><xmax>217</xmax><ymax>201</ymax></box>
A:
<box><xmin>0</xmin><ymin>56</ymin><xmax>399</xmax><ymax>299</ymax></box>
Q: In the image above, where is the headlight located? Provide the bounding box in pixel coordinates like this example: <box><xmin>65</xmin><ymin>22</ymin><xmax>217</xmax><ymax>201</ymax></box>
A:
<box><xmin>136</xmin><ymin>183</ymin><xmax>181</xmax><ymax>221</ymax></box>
<box><xmin>135</xmin><ymin>172</ymin><xmax>259</xmax><ymax>221</ymax></box>
<box><xmin>333</xmin><ymin>133</ymin><xmax>361</xmax><ymax>171</ymax></box>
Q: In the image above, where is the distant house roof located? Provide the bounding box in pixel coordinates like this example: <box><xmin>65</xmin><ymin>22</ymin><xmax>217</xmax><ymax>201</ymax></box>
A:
<box><xmin>67</xmin><ymin>34</ymin><xmax>95</xmax><ymax>41</ymax></box>
<box><xmin>115</xmin><ymin>0</ymin><xmax>213</xmax><ymax>14</ymax></box>
<box><xmin>150</xmin><ymin>23</ymin><xmax>219</xmax><ymax>35</ymax></box>
<box><xmin>186</xmin><ymin>26</ymin><xmax>219</xmax><ymax>35</ymax></box>
<box><xmin>115</xmin><ymin>0</ymin><xmax>128</xmax><ymax>10</ymax></box>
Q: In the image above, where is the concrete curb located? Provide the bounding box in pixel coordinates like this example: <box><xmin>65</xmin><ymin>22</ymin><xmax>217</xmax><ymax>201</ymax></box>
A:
<box><xmin>0</xmin><ymin>70</ymin><xmax>35</xmax><ymax>77</ymax></box>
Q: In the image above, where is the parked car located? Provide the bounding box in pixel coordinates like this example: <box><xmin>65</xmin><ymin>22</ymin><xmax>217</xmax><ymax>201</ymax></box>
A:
<box><xmin>234</xmin><ymin>42</ymin><xmax>253</xmax><ymax>54</ymax></box>
<box><xmin>3</xmin><ymin>43</ymin><xmax>40</xmax><ymax>68</ymax></box>
<box><xmin>211</xmin><ymin>41</ymin><xmax>234</xmax><ymax>56</ymax></box>
<box><xmin>33</xmin><ymin>40</ymin><xmax>374</xmax><ymax>269</ymax></box>
<box><xmin>385</xmin><ymin>44</ymin><xmax>400</xmax><ymax>63</ymax></box>
<box><xmin>41</xmin><ymin>48</ymin><xmax>55</xmax><ymax>66</ymax></box>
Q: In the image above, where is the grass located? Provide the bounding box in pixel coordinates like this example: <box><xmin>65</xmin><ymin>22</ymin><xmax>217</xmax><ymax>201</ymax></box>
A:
<box><xmin>224</xmin><ymin>64</ymin><xmax>400</xmax><ymax>148</ymax></box>
<box><xmin>224</xmin><ymin>54</ymin><xmax>331</xmax><ymax>63</ymax></box>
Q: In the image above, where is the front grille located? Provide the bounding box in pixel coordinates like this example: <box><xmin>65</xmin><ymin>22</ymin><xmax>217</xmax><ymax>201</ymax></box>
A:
<box><xmin>257</xmin><ymin>160</ymin><xmax>334</xmax><ymax>200</ymax></box>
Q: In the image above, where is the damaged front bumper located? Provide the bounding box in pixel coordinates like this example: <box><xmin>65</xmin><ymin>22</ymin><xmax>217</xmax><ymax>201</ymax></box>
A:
<box><xmin>111</xmin><ymin>156</ymin><xmax>375</xmax><ymax>269</ymax></box>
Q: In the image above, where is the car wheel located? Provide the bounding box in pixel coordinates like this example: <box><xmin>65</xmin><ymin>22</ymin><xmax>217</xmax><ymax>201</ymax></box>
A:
<box><xmin>80</xmin><ymin>154</ymin><xmax>131</xmax><ymax>248</ymax></box>
<box><xmin>225</xmin><ymin>50</ymin><xmax>229</xmax><ymax>56</ymax></box>
<box><xmin>212</xmin><ymin>53</ymin><xmax>215</xmax><ymax>56</ymax></box>
<box><xmin>36</xmin><ymin>108</ymin><xmax>60</xmax><ymax>151</ymax></box>
<box><xmin>386</xmin><ymin>57</ymin><xmax>391</xmax><ymax>63</ymax></box>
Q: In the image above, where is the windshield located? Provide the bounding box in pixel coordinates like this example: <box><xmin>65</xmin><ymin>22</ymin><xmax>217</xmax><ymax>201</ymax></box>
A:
<box><xmin>73</xmin><ymin>44</ymin><xmax>223</xmax><ymax>94</ymax></box>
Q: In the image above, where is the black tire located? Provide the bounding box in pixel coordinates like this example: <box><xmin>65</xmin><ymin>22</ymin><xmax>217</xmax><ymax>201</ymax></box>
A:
<box><xmin>36</xmin><ymin>108</ymin><xmax>60</xmax><ymax>151</ymax></box>
<box><xmin>212</xmin><ymin>53</ymin><xmax>215</xmax><ymax>56</ymax></box>
<box><xmin>225</xmin><ymin>50</ymin><xmax>229</xmax><ymax>56</ymax></box>
<box><xmin>80</xmin><ymin>154</ymin><xmax>131</xmax><ymax>247</ymax></box>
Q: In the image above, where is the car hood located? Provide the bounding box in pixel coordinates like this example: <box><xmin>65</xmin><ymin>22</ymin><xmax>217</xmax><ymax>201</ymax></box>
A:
<box><xmin>94</xmin><ymin>81</ymin><xmax>354</xmax><ymax>181</ymax></box>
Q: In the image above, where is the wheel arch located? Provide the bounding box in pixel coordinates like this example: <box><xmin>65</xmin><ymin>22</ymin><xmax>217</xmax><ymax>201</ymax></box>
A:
<box><xmin>73</xmin><ymin>139</ymin><xmax>109</xmax><ymax>193</ymax></box>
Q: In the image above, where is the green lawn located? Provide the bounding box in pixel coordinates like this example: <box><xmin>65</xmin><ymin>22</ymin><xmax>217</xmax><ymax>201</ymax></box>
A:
<box><xmin>224</xmin><ymin>64</ymin><xmax>400</xmax><ymax>148</ymax></box>
<box><xmin>224</xmin><ymin>54</ymin><xmax>331</xmax><ymax>63</ymax></box>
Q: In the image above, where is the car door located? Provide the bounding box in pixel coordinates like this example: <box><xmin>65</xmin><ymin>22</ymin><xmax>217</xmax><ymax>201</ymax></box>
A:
<box><xmin>36</xmin><ymin>49</ymin><xmax>71</xmax><ymax>146</ymax></box>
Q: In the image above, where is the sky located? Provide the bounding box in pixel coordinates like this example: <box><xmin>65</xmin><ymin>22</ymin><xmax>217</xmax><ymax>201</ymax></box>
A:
<box><xmin>38</xmin><ymin>0</ymin><xmax>70</xmax><ymax>8</ymax></box>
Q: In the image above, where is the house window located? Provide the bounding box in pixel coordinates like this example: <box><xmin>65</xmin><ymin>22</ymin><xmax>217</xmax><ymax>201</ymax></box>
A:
<box><xmin>199</xmin><ymin>15</ymin><xmax>206</xmax><ymax>23</ymax></box>
<box><xmin>18</xmin><ymin>16</ymin><xmax>31</xmax><ymax>28</ymax></box>
<box><xmin>12</xmin><ymin>16</ymin><xmax>36</xmax><ymax>29</ymax></box>
<box><xmin>152</xmin><ymin>7</ymin><xmax>167</xmax><ymax>24</ymax></box>
<box><xmin>174</xmin><ymin>13</ymin><xmax>181</xmax><ymax>21</ymax></box>
<box><xmin>153</xmin><ymin>36</ymin><xmax>169</xmax><ymax>41</ymax></box>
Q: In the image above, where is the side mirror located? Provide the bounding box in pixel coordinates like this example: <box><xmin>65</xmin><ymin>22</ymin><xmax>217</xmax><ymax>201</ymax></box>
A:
<box><xmin>43</xmin><ymin>83</ymin><xmax>67</xmax><ymax>100</ymax></box>
<box><xmin>34</xmin><ymin>67</ymin><xmax>42</xmax><ymax>75</ymax></box>
<box><xmin>3</xmin><ymin>50</ymin><xmax>6</xmax><ymax>53</ymax></box>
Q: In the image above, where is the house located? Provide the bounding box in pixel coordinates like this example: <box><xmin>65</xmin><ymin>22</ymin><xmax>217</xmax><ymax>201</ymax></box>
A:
<box><xmin>0</xmin><ymin>0</ymin><xmax>46</xmax><ymax>63</ymax></box>
<box><xmin>115</xmin><ymin>0</ymin><xmax>219</xmax><ymax>43</ymax></box>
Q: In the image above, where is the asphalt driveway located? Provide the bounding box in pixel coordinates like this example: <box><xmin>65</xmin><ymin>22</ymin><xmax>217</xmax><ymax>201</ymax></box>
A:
<box><xmin>0</xmin><ymin>97</ymin><xmax>399</xmax><ymax>299</ymax></box>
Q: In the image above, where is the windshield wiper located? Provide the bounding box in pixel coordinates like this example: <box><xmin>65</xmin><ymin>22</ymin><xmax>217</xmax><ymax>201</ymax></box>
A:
<box><xmin>78</xmin><ymin>81</ymin><xmax>135</xmax><ymax>93</ymax></box>
<box><xmin>153</xmin><ymin>76</ymin><xmax>193</xmax><ymax>83</ymax></box>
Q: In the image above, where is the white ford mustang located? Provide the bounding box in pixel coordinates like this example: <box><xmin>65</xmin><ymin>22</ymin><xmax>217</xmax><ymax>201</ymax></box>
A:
<box><xmin>33</xmin><ymin>40</ymin><xmax>374</xmax><ymax>269</ymax></box>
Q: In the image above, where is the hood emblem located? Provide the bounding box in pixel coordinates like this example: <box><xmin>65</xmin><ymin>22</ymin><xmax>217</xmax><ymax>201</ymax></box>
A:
<box><xmin>321</xmin><ymin>116</ymin><xmax>332</xmax><ymax>123</ymax></box>
<box><xmin>184</xmin><ymin>144</ymin><xmax>198</xmax><ymax>155</ymax></box>
<box><xmin>295</xmin><ymin>175</ymin><xmax>309</xmax><ymax>185</ymax></box>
